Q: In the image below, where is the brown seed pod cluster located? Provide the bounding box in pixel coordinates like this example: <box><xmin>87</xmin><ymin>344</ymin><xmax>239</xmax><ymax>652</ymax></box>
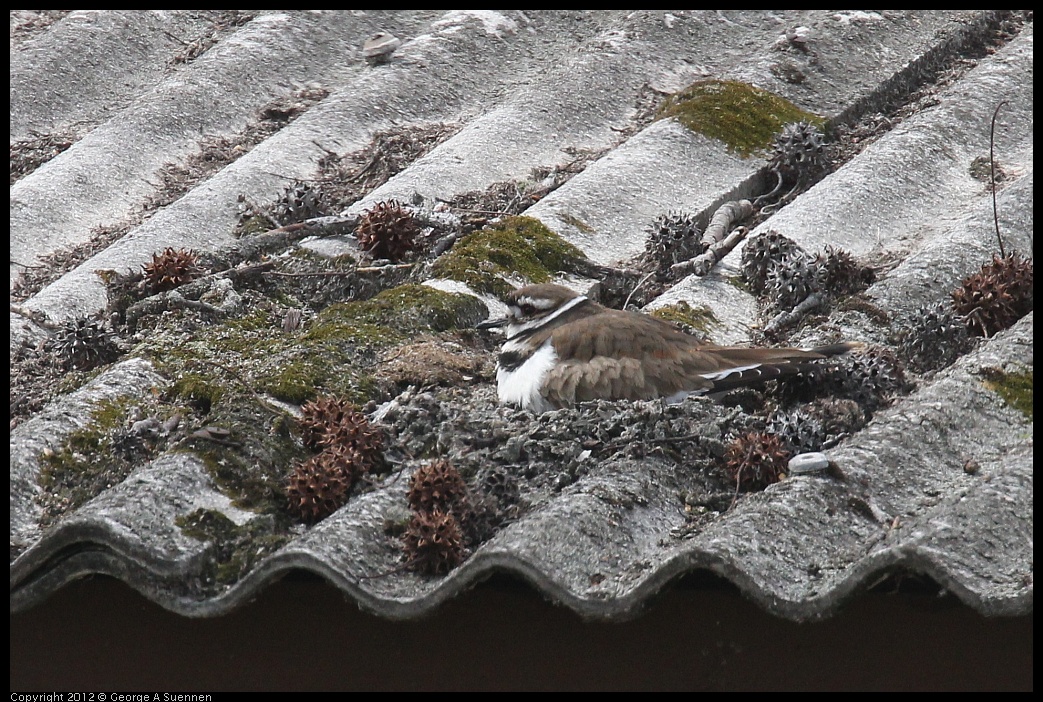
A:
<box><xmin>896</xmin><ymin>301</ymin><xmax>973</xmax><ymax>374</ymax></box>
<box><xmin>47</xmin><ymin>316</ymin><xmax>120</xmax><ymax>371</ymax></box>
<box><xmin>801</xmin><ymin>397</ymin><xmax>868</xmax><ymax>443</ymax></box>
<box><xmin>142</xmin><ymin>247</ymin><xmax>201</xmax><ymax>294</ymax></box>
<box><xmin>768</xmin><ymin>120</ymin><xmax>830</xmax><ymax>189</ymax></box>
<box><xmin>741</xmin><ymin>230</ymin><xmax>802</xmax><ymax>296</ymax></box>
<box><xmin>272</xmin><ymin>182</ymin><xmax>328</xmax><ymax>225</ymax></box>
<box><xmin>815</xmin><ymin>245</ymin><xmax>875</xmax><ymax>296</ymax></box>
<box><xmin>742</xmin><ymin>233</ymin><xmax>873</xmax><ymax>312</ymax></box>
<box><xmin>355</xmin><ymin>199</ymin><xmax>420</xmax><ymax>261</ymax></box>
<box><xmin>643</xmin><ymin>211</ymin><xmax>704</xmax><ymax>280</ymax></box>
<box><xmin>950</xmin><ymin>252</ymin><xmax>1033</xmax><ymax>338</ymax></box>
<box><xmin>839</xmin><ymin>346</ymin><xmax>910</xmax><ymax>412</ymax></box>
<box><xmin>722</xmin><ymin>431</ymin><xmax>790</xmax><ymax>491</ymax></box>
<box><xmin>286</xmin><ymin>453</ymin><xmax>355</xmax><ymax>524</ymax></box>
<box><xmin>298</xmin><ymin>396</ymin><xmax>384</xmax><ymax>458</ymax></box>
<box><xmin>407</xmin><ymin>458</ymin><xmax>470</xmax><ymax>515</ymax></box>
<box><xmin>402</xmin><ymin>459</ymin><xmax>471</xmax><ymax>576</ymax></box>
<box><xmin>401</xmin><ymin>509</ymin><xmax>465</xmax><ymax>576</ymax></box>
<box><xmin>442</xmin><ymin>466</ymin><xmax>522</xmax><ymax>547</ymax></box>
<box><xmin>772</xmin><ymin>346</ymin><xmax>909</xmax><ymax>414</ymax></box>
<box><xmin>476</xmin><ymin>466</ymin><xmax>522</xmax><ymax>520</ymax></box>
<box><xmin>764</xmin><ymin>250</ymin><xmax>819</xmax><ymax>312</ymax></box>
<box><xmin>287</xmin><ymin>396</ymin><xmax>385</xmax><ymax>524</ymax></box>
<box><xmin>765</xmin><ymin>408</ymin><xmax>826</xmax><ymax>455</ymax></box>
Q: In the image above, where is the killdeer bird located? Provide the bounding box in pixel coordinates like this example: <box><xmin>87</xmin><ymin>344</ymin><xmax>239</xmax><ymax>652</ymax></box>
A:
<box><xmin>478</xmin><ymin>283</ymin><xmax>858</xmax><ymax>413</ymax></box>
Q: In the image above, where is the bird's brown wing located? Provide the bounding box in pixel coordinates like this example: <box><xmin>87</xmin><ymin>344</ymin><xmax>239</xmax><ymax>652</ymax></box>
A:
<box><xmin>544</xmin><ymin>312</ymin><xmax>713</xmax><ymax>404</ymax></box>
<box><xmin>541</xmin><ymin>356</ymin><xmax>708</xmax><ymax>407</ymax></box>
<box><xmin>545</xmin><ymin>309</ymin><xmax>857</xmax><ymax>403</ymax></box>
<box><xmin>549</xmin><ymin>309</ymin><xmax>700</xmax><ymax>362</ymax></box>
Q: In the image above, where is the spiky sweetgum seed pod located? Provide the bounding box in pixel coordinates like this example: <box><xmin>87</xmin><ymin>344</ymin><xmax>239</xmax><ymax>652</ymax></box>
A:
<box><xmin>815</xmin><ymin>245</ymin><xmax>874</xmax><ymax>296</ymax></box>
<box><xmin>323</xmin><ymin>443</ymin><xmax>368</xmax><ymax>485</ymax></box>
<box><xmin>771</xmin><ymin>346</ymin><xmax>909</xmax><ymax>412</ymax></box>
<box><xmin>850</xmin><ymin>347</ymin><xmax>909</xmax><ymax>406</ymax></box>
<box><xmin>477</xmin><ymin>466</ymin><xmax>521</xmax><ymax>509</ymax></box>
<box><xmin>814</xmin><ymin>347</ymin><xmax>909</xmax><ymax>413</ymax></box>
<box><xmin>273</xmin><ymin>182</ymin><xmax>327</xmax><ymax>225</ymax></box>
<box><xmin>764</xmin><ymin>251</ymin><xmax>818</xmax><ymax>311</ymax></box>
<box><xmin>951</xmin><ymin>252</ymin><xmax>1033</xmax><ymax>337</ymax></box>
<box><xmin>49</xmin><ymin>316</ymin><xmax>120</xmax><ymax>371</ymax></box>
<box><xmin>803</xmin><ymin>397</ymin><xmax>868</xmax><ymax>440</ymax></box>
<box><xmin>644</xmin><ymin>211</ymin><xmax>703</xmax><ymax>274</ymax></box>
<box><xmin>407</xmin><ymin>459</ymin><xmax>469</xmax><ymax>514</ymax></box>
<box><xmin>355</xmin><ymin>199</ymin><xmax>420</xmax><ymax>261</ymax></box>
<box><xmin>142</xmin><ymin>247</ymin><xmax>200</xmax><ymax>294</ymax></box>
<box><xmin>995</xmin><ymin>252</ymin><xmax>1034</xmax><ymax>306</ymax></box>
<box><xmin>298</xmin><ymin>396</ymin><xmax>383</xmax><ymax>460</ymax></box>
<box><xmin>298</xmin><ymin>395</ymin><xmax>349</xmax><ymax>448</ymax></box>
<box><xmin>741</xmin><ymin>230</ymin><xmax>803</xmax><ymax>295</ymax></box>
<box><xmin>723</xmin><ymin>431</ymin><xmax>790</xmax><ymax>491</ymax></box>
<box><xmin>402</xmin><ymin>509</ymin><xmax>465</xmax><ymax>575</ymax></box>
<box><xmin>286</xmin><ymin>454</ymin><xmax>352</xmax><ymax>524</ymax></box>
<box><xmin>766</xmin><ymin>409</ymin><xmax>827</xmax><ymax>455</ymax></box>
<box><xmin>770</xmin><ymin>120</ymin><xmax>829</xmax><ymax>185</ymax></box>
<box><xmin>951</xmin><ymin>274</ymin><xmax>1016</xmax><ymax>337</ymax></box>
<box><xmin>897</xmin><ymin>301</ymin><xmax>972</xmax><ymax>373</ymax></box>
<box><xmin>459</xmin><ymin>493</ymin><xmax>502</xmax><ymax>546</ymax></box>
<box><xmin>323</xmin><ymin>413</ymin><xmax>384</xmax><ymax>461</ymax></box>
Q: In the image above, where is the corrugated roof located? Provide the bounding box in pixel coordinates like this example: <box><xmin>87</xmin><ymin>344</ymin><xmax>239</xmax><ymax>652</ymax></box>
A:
<box><xmin>10</xmin><ymin>10</ymin><xmax>1032</xmax><ymax>621</ymax></box>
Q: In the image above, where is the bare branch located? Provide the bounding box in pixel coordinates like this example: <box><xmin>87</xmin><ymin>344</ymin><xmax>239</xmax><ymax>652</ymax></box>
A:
<box><xmin>989</xmin><ymin>100</ymin><xmax>1009</xmax><ymax>257</ymax></box>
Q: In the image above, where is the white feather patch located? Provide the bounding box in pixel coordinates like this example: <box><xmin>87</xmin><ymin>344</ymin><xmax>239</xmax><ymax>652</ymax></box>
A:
<box><xmin>497</xmin><ymin>341</ymin><xmax>557</xmax><ymax>412</ymax></box>
<box><xmin>699</xmin><ymin>363</ymin><xmax>762</xmax><ymax>382</ymax></box>
<box><xmin>517</xmin><ymin>295</ymin><xmax>556</xmax><ymax>310</ymax></box>
<box><xmin>663</xmin><ymin>389</ymin><xmax>702</xmax><ymax>404</ymax></box>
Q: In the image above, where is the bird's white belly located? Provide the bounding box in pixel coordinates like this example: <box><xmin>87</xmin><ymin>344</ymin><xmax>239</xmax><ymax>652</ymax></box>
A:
<box><xmin>496</xmin><ymin>342</ymin><xmax>557</xmax><ymax>412</ymax></box>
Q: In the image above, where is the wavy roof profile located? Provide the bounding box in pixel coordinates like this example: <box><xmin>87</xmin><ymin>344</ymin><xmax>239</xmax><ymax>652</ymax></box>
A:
<box><xmin>10</xmin><ymin>10</ymin><xmax>1033</xmax><ymax>621</ymax></box>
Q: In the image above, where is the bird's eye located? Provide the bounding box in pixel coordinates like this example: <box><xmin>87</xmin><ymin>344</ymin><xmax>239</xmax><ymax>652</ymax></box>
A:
<box><xmin>519</xmin><ymin>303</ymin><xmax>536</xmax><ymax>315</ymax></box>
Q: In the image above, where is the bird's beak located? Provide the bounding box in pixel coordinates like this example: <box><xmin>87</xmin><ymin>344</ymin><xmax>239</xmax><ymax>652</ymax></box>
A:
<box><xmin>476</xmin><ymin>316</ymin><xmax>507</xmax><ymax>330</ymax></box>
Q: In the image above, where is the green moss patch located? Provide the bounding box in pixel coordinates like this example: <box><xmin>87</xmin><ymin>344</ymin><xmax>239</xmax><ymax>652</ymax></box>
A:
<box><xmin>176</xmin><ymin>507</ymin><xmax>240</xmax><ymax>542</ymax></box>
<box><xmin>37</xmin><ymin>397</ymin><xmax>156</xmax><ymax>526</ymax></box>
<box><xmin>236</xmin><ymin>214</ymin><xmax>274</xmax><ymax>236</ymax></box>
<box><xmin>982</xmin><ymin>368</ymin><xmax>1033</xmax><ymax>419</ymax></box>
<box><xmin>724</xmin><ymin>274</ymin><xmax>754</xmax><ymax>294</ymax></box>
<box><xmin>181</xmin><ymin>402</ymin><xmax>308</xmax><ymax>514</ymax></box>
<box><xmin>657</xmin><ymin>79</ymin><xmax>825</xmax><ymax>157</ymax></box>
<box><xmin>175</xmin><ymin>508</ymin><xmax>291</xmax><ymax>587</ymax></box>
<box><xmin>151</xmin><ymin>284</ymin><xmax>485</xmax><ymax>408</ymax></box>
<box><xmin>650</xmin><ymin>301</ymin><xmax>718</xmax><ymax>339</ymax></box>
<box><xmin>313</xmin><ymin>284</ymin><xmax>488</xmax><ymax>337</ymax></box>
<box><xmin>137</xmin><ymin>283</ymin><xmax>485</xmax><ymax>513</ymax></box>
<box><xmin>431</xmin><ymin>215</ymin><xmax>588</xmax><ymax>297</ymax></box>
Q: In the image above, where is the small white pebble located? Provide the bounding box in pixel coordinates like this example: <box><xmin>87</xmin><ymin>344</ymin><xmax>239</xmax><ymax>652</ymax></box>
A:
<box><xmin>788</xmin><ymin>452</ymin><xmax>830</xmax><ymax>475</ymax></box>
<box><xmin>362</xmin><ymin>32</ymin><xmax>402</xmax><ymax>64</ymax></box>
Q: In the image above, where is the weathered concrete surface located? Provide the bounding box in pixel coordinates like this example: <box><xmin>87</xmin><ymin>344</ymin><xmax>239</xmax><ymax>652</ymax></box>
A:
<box><xmin>10</xmin><ymin>11</ymin><xmax>1032</xmax><ymax>621</ymax></box>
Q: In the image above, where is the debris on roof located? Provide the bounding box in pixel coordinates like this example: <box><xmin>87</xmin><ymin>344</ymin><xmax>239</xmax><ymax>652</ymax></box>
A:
<box><xmin>10</xmin><ymin>10</ymin><xmax>1032</xmax><ymax>621</ymax></box>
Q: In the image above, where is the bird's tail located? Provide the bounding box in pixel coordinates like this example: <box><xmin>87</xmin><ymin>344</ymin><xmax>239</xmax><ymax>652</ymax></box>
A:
<box><xmin>698</xmin><ymin>341</ymin><xmax>861</xmax><ymax>392</ymax></box>
<box><xmin>806</xmin><ymin>341</ymin><xmax>863</xmax><ymax>358</ymax></box>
